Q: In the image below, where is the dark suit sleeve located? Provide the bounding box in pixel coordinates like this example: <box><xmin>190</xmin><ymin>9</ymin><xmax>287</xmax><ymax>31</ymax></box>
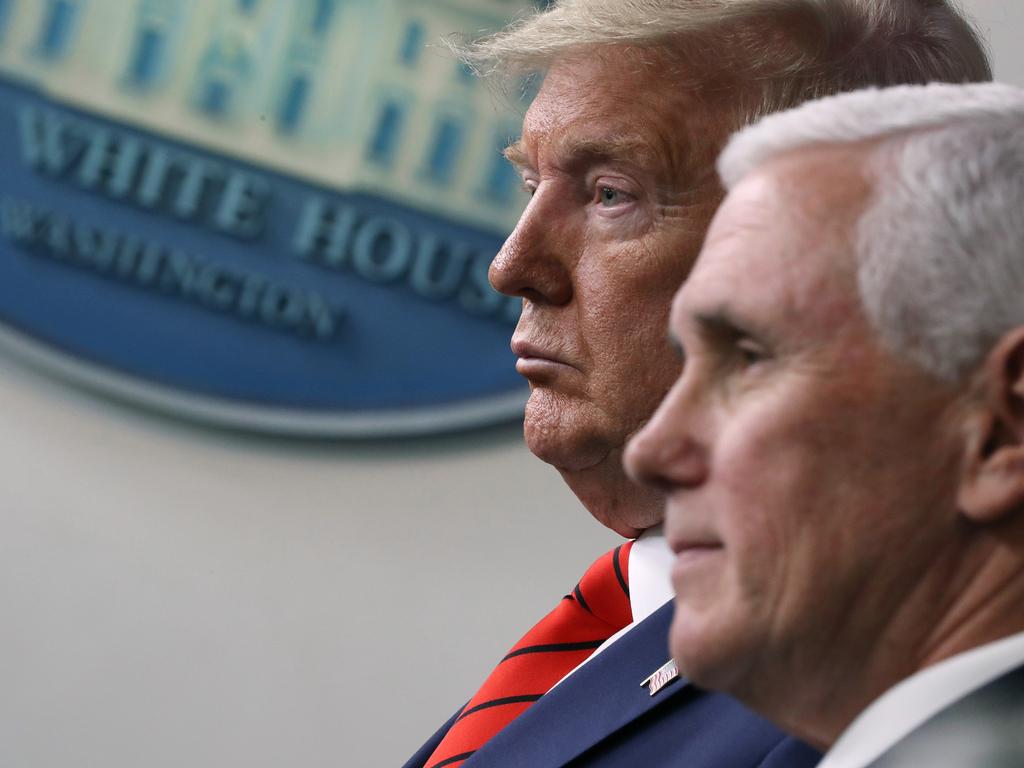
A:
<box><xmin>756</xmin><ymin>736</ymin><xmax>822</xmax><ymax>768</ymax></box>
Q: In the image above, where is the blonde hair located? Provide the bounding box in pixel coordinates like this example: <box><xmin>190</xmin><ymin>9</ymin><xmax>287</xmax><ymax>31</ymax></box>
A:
<box><xmin>457</xmin><ymin>0</ymin><xmax>991</xmax><ymax>122</ymax></box>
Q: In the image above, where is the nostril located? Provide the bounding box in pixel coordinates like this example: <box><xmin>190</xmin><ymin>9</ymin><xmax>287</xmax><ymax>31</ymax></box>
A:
<box><xmin>548</xmin><ymin>278</ymin><xmax>573</xmax><ymax>306</ymax></box>
<box><xmin>489</xmin><ymin>252</ymin><xmax>573</xmax><ymax>305</ymax></box>
<box><xmin>520</xmin><ymin>287</ymin><xmax>550</xmax><ymax>304</ymax></box>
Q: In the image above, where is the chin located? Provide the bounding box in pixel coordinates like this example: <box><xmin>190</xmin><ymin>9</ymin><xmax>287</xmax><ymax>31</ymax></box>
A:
<box><xmin>522</xmin><ymin>390</ymin><xmax>611</xmax><ymax>471</ymax></box>
<box><xmin>670</xmin><ymin>605</ymin><xmax>754</xmax><ymax>698</ymax></box>
<box><xmin>523</xmin><ymin>390</ymin><xmax>662</xmax><ymax>538</ymax></box>
<box><xmin>593</xmin><ymin>516</ymin><xmax>646</xmax><ymax>539</ymax></box>
<box><xmin>579</xmin><ymin>485</ymin><xmax>662</xmax><ymax>537</ymax></box>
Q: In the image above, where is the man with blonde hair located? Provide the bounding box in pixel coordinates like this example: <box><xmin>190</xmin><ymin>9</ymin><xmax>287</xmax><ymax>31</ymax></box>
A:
<box><xmin>625</xmin><ymin>80</ymin><xmax>1024</xmax><ymax>767</ymax></box>
<box><xmin>405</xmin><ymin>2</ymin><xmax>990</xmax><ymax>767</ymax></box>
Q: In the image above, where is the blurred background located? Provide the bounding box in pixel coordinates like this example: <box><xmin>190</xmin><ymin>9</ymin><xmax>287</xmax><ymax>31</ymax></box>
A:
<box><xmin>0</xmin><ymin>1</ymin><xmax>1020</xmax><ymax>766</ymax></box>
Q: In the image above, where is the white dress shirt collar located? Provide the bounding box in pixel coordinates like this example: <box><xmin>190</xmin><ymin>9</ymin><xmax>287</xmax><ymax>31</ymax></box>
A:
<box><xmin>818</xmin><ymin>630</ymin><xmax>1024</xmax><ymax>768</ymax></box>
<box><xmin>574</xmin><ymin>525</ymin><xmax>674</xmax><ymax>661</ymax></box>
<box><xmin>626</xmin><ymin>523</ymin><xmax>674</xmax><ymax>623</ymax></box>
<box><xmin>555</xmin><ymin>525</ymin><xmax>674</xmax><ymax>686</ymax></box>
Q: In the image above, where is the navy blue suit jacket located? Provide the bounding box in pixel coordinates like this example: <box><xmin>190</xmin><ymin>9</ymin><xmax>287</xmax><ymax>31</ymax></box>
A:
<box><xmin>404</xmin><ymin>602</ymin><xmax>820</xmax><ymax>767</ymax></box>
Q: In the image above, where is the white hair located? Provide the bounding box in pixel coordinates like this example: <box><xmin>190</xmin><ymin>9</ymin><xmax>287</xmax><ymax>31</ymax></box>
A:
<box><xmin>457</xmin><ymin>0</ymin><xmax>990</xmax><ymax>122</ymax></box>
<box><xmin>718</xmin><ymin>82</ymin><xmax>1024</xmax><ymax>382</ymax></box>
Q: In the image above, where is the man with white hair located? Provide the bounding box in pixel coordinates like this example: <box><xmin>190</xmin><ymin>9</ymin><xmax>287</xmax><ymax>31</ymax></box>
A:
<box><xmin>625</xmin><ymin>81</ymin><xmax>1024</xmax><ymax>767</ymax></box>
<box><xmin>404</xmin><ymin>2</ymin><xmax>990</xmax><ymax>767</ymax></box>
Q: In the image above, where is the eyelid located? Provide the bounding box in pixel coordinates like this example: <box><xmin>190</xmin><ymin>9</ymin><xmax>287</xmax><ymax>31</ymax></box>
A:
<box><xmin>592</xmin><ymin>177</ymin><xmax>639</xmax><ymax>209</ymax></box>
<box><xmin>593</xmin><ymin>172</ymin><xmax>637</xmax><ymax>193</ymax></box>
<box><xmin>735</xmin><ymin>336</ymin><xmax>770</xmax><ymax>365</ymax></box>
<box><xmin>519</xmin><ymin>172</ymin><xmax>539</xmax><ymax>195</ymax></box>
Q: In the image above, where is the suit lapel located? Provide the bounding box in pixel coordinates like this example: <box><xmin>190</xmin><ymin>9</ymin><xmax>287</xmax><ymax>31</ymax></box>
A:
<box><xmin>466</xmin><ymin>601</ymin><xmax>689</xmax><ymax>768</ymax></box>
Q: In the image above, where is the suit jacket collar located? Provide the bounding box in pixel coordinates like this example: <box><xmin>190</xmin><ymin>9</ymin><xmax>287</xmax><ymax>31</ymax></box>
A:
<box><xmin>465</xmin><ymin>600</ymin><xmax>688</xmax><ymax>768</ymax></box>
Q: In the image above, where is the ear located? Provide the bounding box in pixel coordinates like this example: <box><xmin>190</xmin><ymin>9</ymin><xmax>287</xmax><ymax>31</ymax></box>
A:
<box><xmin>958</xmin><ymin>327</ymin><xmax>1024</xmax><ymax>524</ymax></box>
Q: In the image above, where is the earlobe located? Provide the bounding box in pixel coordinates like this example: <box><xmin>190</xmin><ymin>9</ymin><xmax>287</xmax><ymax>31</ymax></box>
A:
<box><xmin>958</xmin><ymin>328</ymin><xmax>1024</xmax><ymax>524</ymax></box>
<box><xmin>958</xmin><ymin>441</ymin><xmax>1024</xmax><ymax>524</ymax></box>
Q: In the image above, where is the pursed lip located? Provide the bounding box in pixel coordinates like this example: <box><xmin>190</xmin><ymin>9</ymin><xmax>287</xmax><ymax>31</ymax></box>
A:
<box><xmin>667</xmin><ymin>526</ymin><xmax>723</xmax><ymax>558</ymax></box>
<box><xmin>668</xmin><ymin>538</ymin><xmax>723</xmax><ymax>555</ymax></box>
<box><xmin>669</xmin><ymin>536</ymin><xmax>724</xmax><ymax>581</ymax></box>
<box><xmin>511</xmin><ymin>337</ymin><xmax>578</xmax><ymax>376</ymax></box>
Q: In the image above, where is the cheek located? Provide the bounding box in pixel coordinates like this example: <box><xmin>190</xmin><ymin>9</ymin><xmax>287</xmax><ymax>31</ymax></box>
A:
<box><xmin>715</xmin><ymin>478</ymin><xmax>789</xmax><ymax>607</ymax></box>
<box><xmin>582</xmin><ymin>224</ymin><xmax>701</xmax><ymax>310</ymax></box>
<box><xmin>710</xmin><ymin>394</ymin><xmax>931</xmax><ymax>626</ymax></box>
<box><xmin>710</xmin><ymin>414</ymin><xmax>838</xmax><ymax>602</ymax></box>
<box><xmin>580</xmin><ymin>257</ymin><xmax>681</xmax><ymax>378</ymax></box>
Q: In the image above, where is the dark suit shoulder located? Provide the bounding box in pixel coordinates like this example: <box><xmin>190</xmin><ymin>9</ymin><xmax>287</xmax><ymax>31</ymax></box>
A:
<box><xmin>567</xmin><ymin>686</ymin><xmax>820</xmax><ymax>767</ymax></box>
<box><xmin>756</xmin><ymin>735</ymin><xmax>823</xmax><ymax>768</ymax></box>
<box><xmin>403</xmin><ymin>602</ymin><xmax>822</xmax><ymax>767</ymax></box>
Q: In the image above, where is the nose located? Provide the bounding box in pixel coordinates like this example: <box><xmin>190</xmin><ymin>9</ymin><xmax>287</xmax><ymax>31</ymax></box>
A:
<box><xmin>488</xmin><ymin>190</ymin><xmax>573</xmax><ymax>306</ymax></box>
<box><xmin>624</xmin><ymin>379</ymin><xmax>709</xmax><ymax>493</ymax></box>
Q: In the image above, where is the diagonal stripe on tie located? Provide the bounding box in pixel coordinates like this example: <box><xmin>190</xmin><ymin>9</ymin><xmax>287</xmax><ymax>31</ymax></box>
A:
<box><xmin>424</xmin><ymin>541</ymin><xmax>634</xmax><ymax>768</ymax></box>
<box><xmin>455</xmin><ymin>694</ymin><xmax>544</xmax><ymax>721</ymax></box>
<box><xmin>501</xmin><ymin>639</ymin><xmax>606</xmax><ymax>661</ymax></box>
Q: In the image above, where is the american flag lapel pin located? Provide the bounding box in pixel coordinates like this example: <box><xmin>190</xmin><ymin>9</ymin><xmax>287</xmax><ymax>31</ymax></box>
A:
<box><xmin>640</xmin><ymin>659</ymin><xmax>680</xmax><ymax>697</ymax></box>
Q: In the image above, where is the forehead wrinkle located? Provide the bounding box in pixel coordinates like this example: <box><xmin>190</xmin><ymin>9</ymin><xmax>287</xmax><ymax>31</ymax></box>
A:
<box><xmin>555</xmin><ymin>134</ymin><xmax>657</xmax><ymax>164</ymax></box>
<box><xmin>683</xmin><ymin>195</ymin><xmax>865</xmax><ymax>360</ymax></box>
<box><xmin>524</xmin><ymin>128</ymin><xmax>664</xmax><ymax>179</ymax></box>
<box><xmin>674</xmin><ymin>240</ymin><xmax>748</xmax><ymax>326</ymax></box>
<box><xmin>530</xmin><ymin>59</ymin><xmax>726</xmax><ymax>195</ymax></box>
<box><xmin>512</xmin><ymin>113</ymin><xmax>663</xmax><ymax>175</ymax></box>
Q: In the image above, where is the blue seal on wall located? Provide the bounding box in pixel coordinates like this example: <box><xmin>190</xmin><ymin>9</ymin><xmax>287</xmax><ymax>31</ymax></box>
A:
<box><xmin>0</xmin><ymin>0</ymin><xmax>533</xmax><ymax>437</ymax></box>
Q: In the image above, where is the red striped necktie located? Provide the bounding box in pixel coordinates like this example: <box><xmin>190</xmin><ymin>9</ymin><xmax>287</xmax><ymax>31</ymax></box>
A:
<box><xmin>426</xmin><ymin>542</ymin><xmax>634</xmax><ymax>768</ymax></box>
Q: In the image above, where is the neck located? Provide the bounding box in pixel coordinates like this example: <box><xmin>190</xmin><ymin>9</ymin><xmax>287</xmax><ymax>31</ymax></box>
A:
<box><xmin>917</xmin><ymin>524</ymin><xmax>1024</xmax><ymax>669</ymax></box>
<box><xmin>753</xmin><ymin>523</ymin><xmax>1024</xmax><ymax>749</ymax></box>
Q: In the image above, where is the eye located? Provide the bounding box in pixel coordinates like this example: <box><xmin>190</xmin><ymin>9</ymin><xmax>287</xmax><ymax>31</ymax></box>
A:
<box><xmin>521</xmin><ymin>178</ymin><xmax>539</xmax><ymax>197</ymax></box>
<box><xmin>597</xmin><ymin>186</ymin><xmax>628</xmax><ymax>206</ymax></box>
<box><xmin>736</xmin><ymin>338</ymin><xmax>769</xmax><ymax>368</ymax></box>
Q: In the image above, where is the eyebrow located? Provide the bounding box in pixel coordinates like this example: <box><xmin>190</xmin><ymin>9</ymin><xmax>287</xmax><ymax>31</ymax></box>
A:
<box><xmin>503</xmin><ymin>134</ymin><xmax>658</xmax><ymax>172</ymax></box>
<box><xmin>692</xmin><ymin>310</ymin><xmax>770</xmax><ymax>350</ymax></box>
<box><xmin>668</xmin><ymin>315</ymin><xmax>735</xmax><ymax>369</ymax></box>
<box><xmin>695</xmin><ymin>311</ymin><xmax>742</xmax><ymax>338</ymax></box>
<box><xmin>665</xmin><ymin>313</ymin><xmax>735</xmax><ymax>364</ymax></box>
<box><xmin>503</xmin><ymin>140</ymin><xmax>530</xmax><ymax>170</ymax></box>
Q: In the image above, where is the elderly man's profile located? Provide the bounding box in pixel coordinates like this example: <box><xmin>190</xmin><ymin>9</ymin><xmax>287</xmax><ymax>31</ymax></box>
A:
<box><xmin>404</xmin><ymin>2</ymin><xmax>992</xmax><ymax>767</ymax></box>
<box><xmin>627</xmin><ymin>81</ymin><xmax>1024</xmax><ymax>768</ymax></box>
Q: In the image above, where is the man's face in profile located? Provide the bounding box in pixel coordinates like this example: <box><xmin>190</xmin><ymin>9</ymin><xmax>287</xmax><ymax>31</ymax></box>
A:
<box><xmin>491</xmin><ymin>51</ymin><xmax>726</xmax><ymax>536</ymax></box>
<box><xmin>626</xmin><ymin>150</ymin><xmax>967</xmax><ymax>711</ymax></box>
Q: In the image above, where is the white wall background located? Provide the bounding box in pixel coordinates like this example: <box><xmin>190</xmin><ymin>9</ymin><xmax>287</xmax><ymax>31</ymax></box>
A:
<box><xmin>2</xmin><ymin>2</ymin><xmax>1022</xmax><ymax>767</ymax></box>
